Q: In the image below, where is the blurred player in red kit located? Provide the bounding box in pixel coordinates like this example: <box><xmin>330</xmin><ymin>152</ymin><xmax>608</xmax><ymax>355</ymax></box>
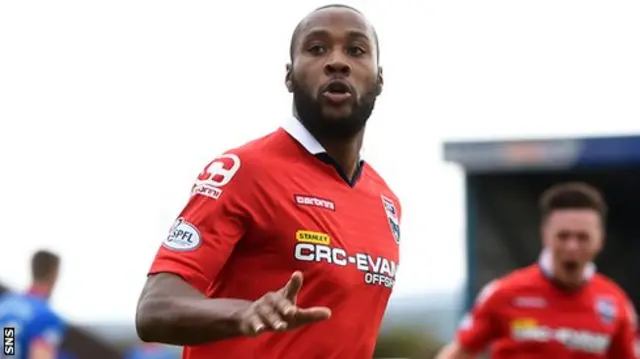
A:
<box><xmin>135</xmin><ymin>4</ymin><xmax>401</xmax><ymax>359</ymax></box>
<box><xmin>436</xmin><ymin>182</ymin><xmax>638</xmax><ymax>359</ymax></box>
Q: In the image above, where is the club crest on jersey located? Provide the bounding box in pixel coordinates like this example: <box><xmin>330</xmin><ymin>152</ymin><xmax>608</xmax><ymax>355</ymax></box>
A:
<box><xmin>381</xmin><ymin>195</ymin><xmax>400</xmax><ymax>244</ymax></box>
<box><xmin>594</xmin><ymin>297</ymin><xmax>617</xmax><ymax>324</ymax></box>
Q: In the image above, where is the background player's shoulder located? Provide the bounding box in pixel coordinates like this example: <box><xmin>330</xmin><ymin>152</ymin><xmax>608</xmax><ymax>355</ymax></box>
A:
<box><xmin>474</xmin><ymin>279</ymin><xmax>503</xmax><ymax>305</ymax></box>
<box><xmin>26</xmin><ymin>295</ymin><xmax>58</xmax><ymax>320</ymax></box>
<box><xmin>494</xmin><ymin>265</ymin><xmax>542</xmax><ymax>292</ymax></box>
<box><xmin>472</xmin><ymin>272</ymin><xmax>527</xmax><ymax>307</ymax></box>
<box><xmin>37</xmin><ymin>300</ymin><xmax>60</xmax><ymax>321</ymax></box>
<box><xmin>470</xmin><ymin>267</ymin><xmax>540</xmax><ymax>309</ymax></box>
<box><xmin>593</xmin><ymin>273</ymin><xmax>631</xmax><ymax>305</ymax></box>
<box><xmin>0</xmin><ymin>293</ymin><xmax>37</xmax><ymax>315</ymax></box>
<box><xmin>501</xmin><ymin>264</ymin><xmax>538</xmax><ymax>282</ymax></box>
<box><xmin>592</xmin><ymin>273</ymin><xmax>630</xmax><ymax>298</ymax></box>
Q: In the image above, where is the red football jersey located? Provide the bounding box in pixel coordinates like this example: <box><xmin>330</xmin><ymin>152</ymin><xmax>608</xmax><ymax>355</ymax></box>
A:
<box><xmin>456</xmin><ymin>265</ymin><xmax>638</xmax><ymax>359</ymax></box>
<box><xmin>149</xmin><ymin>118</ymin><xmax>401</xmax><ymax>359</ymax></box>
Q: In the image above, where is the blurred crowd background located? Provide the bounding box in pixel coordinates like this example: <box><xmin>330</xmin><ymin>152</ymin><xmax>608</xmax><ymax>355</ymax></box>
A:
<box><xmin>1</xmin><ymin>1</ymin><xmax>639</xmax><ymax>358</ymax></box>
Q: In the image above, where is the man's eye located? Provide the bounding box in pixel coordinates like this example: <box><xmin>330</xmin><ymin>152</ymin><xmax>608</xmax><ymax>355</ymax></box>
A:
<box><xmin>308</xmin><ymin>45</ymin><xmax>326</xmax><ymax>55</ymax></box>
<box><xmin>347</xmin><ymin>46</ymin><xmax>366</xmax><ymax>56</ymax></box>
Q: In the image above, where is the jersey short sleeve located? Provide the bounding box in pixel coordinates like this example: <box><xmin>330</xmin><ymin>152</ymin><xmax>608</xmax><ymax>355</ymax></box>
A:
<box><xmin>608</xmin><ymin>297</ymin><xmax>639</xmax><ymax>358</ymax></box>
<box><xmin>149</xmin><ymin>153</ymin><xmax>255</xmax><ymax>293</ymax></box>
<box><xmin>456</xmin><ymin>280</ymin><xmax>503</xmax><ymax>354</ymax></box>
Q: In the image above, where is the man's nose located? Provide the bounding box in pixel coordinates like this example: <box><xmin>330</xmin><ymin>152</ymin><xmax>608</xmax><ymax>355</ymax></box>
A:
<box><xmin>324</xmin><ymin>53</ymin><xmax>351</xmax><ymax>76</ymax></box>
<box><xmin>563</xmin><ymin>237</ymin><xmax>582</xmax><ymax>252</ymax></box>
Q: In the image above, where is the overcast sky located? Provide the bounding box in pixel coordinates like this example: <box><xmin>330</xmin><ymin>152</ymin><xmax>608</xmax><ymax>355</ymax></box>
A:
<box><xmin>1</xmin><ymin>0</ymin><xmax>639</xmax><ymax>324</ymax></box>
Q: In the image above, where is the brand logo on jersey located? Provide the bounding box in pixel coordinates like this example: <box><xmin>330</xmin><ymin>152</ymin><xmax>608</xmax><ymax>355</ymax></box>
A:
<box><xmin>296</xmin><ymin>230</ymin><xmax>330</xmax><ymax>245</ymax></box>
<box><xmin>294</xmin><ymin>195</ymin><xmax>335</xmax><ymax>211</ymax></box>
<box><xmin>381</xmin><ymin>195</ymin><xmax>400</xmax><ymax>244</ymax></box>
<box><xmin>510</xmin><ymin>318</ymin><xmax>611</xmax><ymax>354</ymax></box>
<box><xmin>511</xmin><ymin>318</ymin><xmax>537</xmax><ymax>330</ymax></box>
<box><xmin>594</xmin><ymin>297</ymin><xmax>617</xmax><ymax>324</ymax></box>
<box><xmin>293</xmin><ymin>230</ymin><xmax>397</xmax><ymax>289</ymax></box>
<box><xmin>192</xmin><ymin>154</ymin><xmax>241</xmax><ymax>200</ymax></box>
<box><xmin>164</xmin><ymin>218</ymin><xmax>201</xmax><ymax>251</ymax></box>
<box><xmin>192</xmin><ymin>183</ymin><xmax>222</xmax><ymax>199</ymax></box>
<box><xmin>513</xmin><ymin>296</ymin><xmax>547</xmax><ymax>308</ymax></box>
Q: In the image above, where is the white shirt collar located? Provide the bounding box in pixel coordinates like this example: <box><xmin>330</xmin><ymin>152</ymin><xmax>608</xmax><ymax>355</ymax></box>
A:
<box><xmin>538</xmin><ymin>248</ymin><xmax>596</xmax><ymax>280</ymax></box>
<box><xmin>281</xmin><ymin>117</ymin><xmax>325</xmax><ymax>155</ymax></box>
<box><xmin>281</xmin><ymin>117</ymin><xmax>365</xmax><ymax>159</ymax></box>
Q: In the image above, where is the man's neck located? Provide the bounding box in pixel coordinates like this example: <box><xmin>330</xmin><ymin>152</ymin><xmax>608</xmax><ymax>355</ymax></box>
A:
<box><xmin>28</xmin><ymin>283</ymin><xmax>50</xmax><ymax>299</ymax></box>
<box><xmin>538</xmin><ymin>249</ymin><xmax>595</xmax><ymax>291</ymax></box>
<box><xmin>292</xmin><ymin>107</ymin><xmax>366</xmax><ymax>179</ymax></box>
<box><xmin>550</xmin><ymin>269</ymin><xmax>586</xmax><ymax>291</ymax></box>
<box><xmin>317</xmin><ymin>131</ymin><xmax>364</xmax><ymax>180</ymax></box>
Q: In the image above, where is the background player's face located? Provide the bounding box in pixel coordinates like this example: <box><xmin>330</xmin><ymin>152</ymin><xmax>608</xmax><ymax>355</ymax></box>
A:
<box><xmin>542</xmin><ymin>209</ymin><xmax>603</xmax><ymax>274</ymax></box>
<box><xmin>287</xmin><ymin>7</ymin><xmax>381</xmax><ymax>139</ymax></box>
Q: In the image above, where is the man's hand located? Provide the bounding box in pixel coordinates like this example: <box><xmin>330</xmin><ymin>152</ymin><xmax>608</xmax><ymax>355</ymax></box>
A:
<box><xmin>237</xmin><ymin>271</ymin><xmax>331</xmax><ymax>336</ymax></box>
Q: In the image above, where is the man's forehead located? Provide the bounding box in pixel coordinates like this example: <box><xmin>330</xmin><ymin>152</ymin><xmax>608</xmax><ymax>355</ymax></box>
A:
<box><xmin>297</xmin><ymin>7</ymin><xmax>373</xmax><ymax>40</ymax></box>
<box><xmin>547</xmin><ymin>209</ymin><xmax>601</xmax><ymax>227</ymax></box>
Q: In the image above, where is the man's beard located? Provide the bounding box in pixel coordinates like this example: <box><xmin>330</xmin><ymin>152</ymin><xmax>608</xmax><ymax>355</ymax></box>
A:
<box><xmin>291</xmin><ymin>77</ymin><xmax>377</xmax><ymax>140</ymax></box>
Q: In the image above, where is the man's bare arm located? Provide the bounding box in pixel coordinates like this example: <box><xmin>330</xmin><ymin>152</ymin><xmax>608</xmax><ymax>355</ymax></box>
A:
<box><xmin>135</xmin><ymin>271</ymin><xmax>330</xmax><ymax>346</ymax></box>
<box><xmin>434</xmin><ymin>342</ymin><xmax>476</xmax><ymax>359</ymax></box>
<box><xmin>135</xmin><ymin>273</ymin><xmax>250</xmax><ymax>345</ymax></box>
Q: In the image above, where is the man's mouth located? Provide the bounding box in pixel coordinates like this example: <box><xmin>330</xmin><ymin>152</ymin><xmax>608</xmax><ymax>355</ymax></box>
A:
<box><xmin>561</xmin><ymin>260</ymin><xmax>580</xmax><ymax>272</ymax></box>
<box><xmin>322</xmin><ymin>80</ymin><xmax>353</xmax><ymax>104</ymax></box>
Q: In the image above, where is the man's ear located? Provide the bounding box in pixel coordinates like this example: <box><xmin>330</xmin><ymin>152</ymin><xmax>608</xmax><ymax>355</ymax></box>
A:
<box><xmin>285</xmin><ymin>63</ymin><xmax>293</xmax><ymax>93</ymax></box>
<box><xmin>376</xmin><ymin>66</ymin><xmax>384</xmax><ymax>96</ymax></box>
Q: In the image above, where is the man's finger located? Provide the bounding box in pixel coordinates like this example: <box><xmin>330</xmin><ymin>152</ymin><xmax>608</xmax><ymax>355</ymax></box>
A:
<box><xmin>294</xmin><ymin>306</ymin><xmax>331</xmax><ymax>323</ymax></box>
<box><xmin>282</xmin><ymin>271</ymin><xmax>303</xmax><ymax>302</ymax></box>
<box><xmin>243</xmin><ymin>315</ymin><xmax>265</xmax><ymax>337</ymax></box>
<box><xmin>273</xmin><ymin>297</ymin><xmax>296</xmax><ymax>318</ymax></box>
<box><xmin>256</xmin><ymin>302</ymin><xmax>287</xmax><ymax>331</ymax></box>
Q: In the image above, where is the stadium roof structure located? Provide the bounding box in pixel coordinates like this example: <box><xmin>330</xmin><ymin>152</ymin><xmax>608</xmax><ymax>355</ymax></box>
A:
<box><xmin>443</xmin><ymin>134</ymin><xmax>640</xmax><ymax>172</ymax></box>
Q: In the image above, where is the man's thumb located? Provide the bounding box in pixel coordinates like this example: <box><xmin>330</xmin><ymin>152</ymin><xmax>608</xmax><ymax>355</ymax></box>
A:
<box><xmin>282</xmin><ymin>271</ymin><xmax>303</xmax><ymax>301</ymax></box>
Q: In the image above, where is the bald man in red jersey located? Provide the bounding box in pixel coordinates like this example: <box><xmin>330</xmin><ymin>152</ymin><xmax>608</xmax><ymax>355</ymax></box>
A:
<box><xmin>135</xmin><ymin>4</ymin><xmax>401</xmax><ymax>359</ymax></box>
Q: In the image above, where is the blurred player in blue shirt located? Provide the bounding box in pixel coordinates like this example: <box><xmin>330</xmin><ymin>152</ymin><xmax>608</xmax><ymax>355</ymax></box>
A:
<box><xmin>125</xmin><ymin>343</ymin><xmax>178</xmax><ymax>359</ymax></box>
<box><xmin>0</xmin><ymin>250</ymin><xmax>65</xmax><ymax>359</ymax></box>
